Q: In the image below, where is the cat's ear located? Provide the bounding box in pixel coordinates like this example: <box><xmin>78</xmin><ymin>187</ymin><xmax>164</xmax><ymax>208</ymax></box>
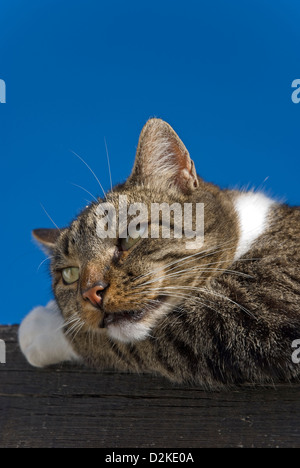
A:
<box><xmin>129</xmin><ymin>118</ymin><xmax>199</xmax><ymax>194</ymax></box>
<box><xmin>32</xmin><ymin>228</ymin><xmax>61</xmax><ymax>253</ymax></box>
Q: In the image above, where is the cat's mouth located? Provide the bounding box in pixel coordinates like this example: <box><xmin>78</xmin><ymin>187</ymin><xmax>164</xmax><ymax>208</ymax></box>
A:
<box><xmin>100</xmin><ymin>310</ymin><xmax>144</xmax><ymax>328</ymax></box>
<box><xmin>99</xmin><ymin>296</ymin><xmax>167</xmax><ymax>329</ymax></box>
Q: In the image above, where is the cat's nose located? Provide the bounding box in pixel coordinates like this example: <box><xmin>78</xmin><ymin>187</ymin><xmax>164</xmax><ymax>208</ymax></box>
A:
<box><xmin>82</xmin><ymin>281</ymin><xmax>108</xmax><ymax>307</ymax></box>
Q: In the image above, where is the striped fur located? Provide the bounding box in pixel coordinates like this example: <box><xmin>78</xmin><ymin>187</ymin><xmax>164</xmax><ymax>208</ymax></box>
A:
<box><xmin>20</xmin><ymin>119</ymin><xmax>300</xmax><ymax>387</ymax></box>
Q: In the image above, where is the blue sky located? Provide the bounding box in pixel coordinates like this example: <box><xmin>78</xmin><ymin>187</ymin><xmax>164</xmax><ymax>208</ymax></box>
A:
<box><xmin>1</xmin><ymin>0</ymin><xmax>300</xmax><ymax>324</ymax></box>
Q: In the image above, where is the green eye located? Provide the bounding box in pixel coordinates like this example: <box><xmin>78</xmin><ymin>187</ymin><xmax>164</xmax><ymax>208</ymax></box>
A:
<box><xmin>120</xmin><ymin>224</ymin><xmax>147</xmax><ymax>251</ymax></box>
<box><xmin>62</xmin><ymin>267</ymin><xmax>80</xmax><ymax>285</ymax></box>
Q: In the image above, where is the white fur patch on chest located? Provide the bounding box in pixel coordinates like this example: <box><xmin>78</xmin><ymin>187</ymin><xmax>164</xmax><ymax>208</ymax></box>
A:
<box><xmin>233</xmin><ymin>192</ymin><xmax>275</xmax><ymax>261</ymax></box>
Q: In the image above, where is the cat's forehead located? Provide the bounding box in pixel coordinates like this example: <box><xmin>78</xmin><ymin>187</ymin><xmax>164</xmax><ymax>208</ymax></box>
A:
<box><xmin>60</xmin><ymin>183</ymin><xmax>182</xmax><ymax>258</ymax></box>
<box><xmin>72</xmin><ymin>186</ymin><xmax>162</xmax><ymax>229</ymax></box>
<box><xmin>64</xmin><ymin>189</ymin><xmax>143</xmax><ymax>244</ymax></box>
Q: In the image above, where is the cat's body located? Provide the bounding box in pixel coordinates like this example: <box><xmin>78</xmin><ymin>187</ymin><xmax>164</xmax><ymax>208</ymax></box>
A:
<box><xmin>19</xmin><ymin>119</ymin><xmax>300</xmax><ymax>387</ymax></box>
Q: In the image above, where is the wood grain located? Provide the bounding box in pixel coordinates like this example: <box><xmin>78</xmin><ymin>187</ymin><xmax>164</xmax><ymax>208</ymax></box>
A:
<box><xmin>0</xmin><ymin>325</ymin><xmax>300</xmax><ymax>448</ymax></box>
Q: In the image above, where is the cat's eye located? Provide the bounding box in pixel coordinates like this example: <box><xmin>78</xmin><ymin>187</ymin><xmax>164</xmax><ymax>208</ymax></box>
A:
<box><xmin>61</xmin><ymin>267</ymin><xmax>80</xmax><ymax>285</ymax></box>
<box><xmin>120</xmin><ymin>224</ymin><xmax>147</xmax><ymax>251</ymax></box>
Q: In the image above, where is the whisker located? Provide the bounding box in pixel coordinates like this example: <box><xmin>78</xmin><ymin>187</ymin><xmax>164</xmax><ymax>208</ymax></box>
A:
<box><xmin>133</xmin><ymin>284</ymin><xmax>255</xmax><ymax>318</ymax></box>
<box><xmin>134</xmin><ymin>254</ymin><xmax>257</xmax><ymax>290</ymax></box>
<box><xmin>162</xmin><ymin>252</ymin><xmax>247</xmax><ymax>276</ymax></box>
<box><xmin>71</xmin><ymin>320</ymin><xmax>85</xmax><ymax>342</ymax></box>
<box><xmin>163</xmin><ymin>243</ymin><xmax>237</xmax><ymax>272</ymax></box>
<box><xmin>70</xmin><ymin>182</ymin><xmax>98</xmax><ymax>202</ymax></box>
<box><xmin>134</xmin><ymin>240</ymin><xmax>237</xmax><ymax>282</ymax></box>
<box><xmin>40</xmin><ymin>204</ymin><xmax>60</xmax><ymax>231</ymax></box>
<box><xmin>156</xmin><ymin>285</ymin><xmax>256</xmax><ymax>319</ymax></box>
<box><xmin>137</xmin><ymin>290</ymin><xmax>222</xmax><ymax>315</ymax></box>
<box><xmin>64</xmin><ymin>317</ymin><xmax>83</xmax><ymax>337</ymax></box>
<box><xmin>37</xmin><ymin>256</ymin><xmax>53</xmax><ymax>272</ymax></box>
<box><xmin>165</xmin><ymin>266</ymin><xmax>252</xmax><ymax>278</ymax></box>
<box><xmin>132</xmin><ymin>289</ymin><xmax>216</xmax><ymax>308</ymax></box>
<box><xmin>135</xmin><ymin>264</ymin><xmax>253</xmax><ymax>287</ymax></box>
<box><xmin>70</xmin><ymin>149</ymin><xmax>107</xmax><ymax>200</ymax></box>
<box><xmin>203</xmin><ymin>287</ymin><xmax>256</xmax><ymax>319</ymax></box>
<box><xmin>104</xmin><ymin>137</ymin><xmax>113</xmax><ymax>193</ymax></box>
<box><xmin>56</xmin><ymin>315</ymin><xmax>79</xmax><ymax>332</ymax></box>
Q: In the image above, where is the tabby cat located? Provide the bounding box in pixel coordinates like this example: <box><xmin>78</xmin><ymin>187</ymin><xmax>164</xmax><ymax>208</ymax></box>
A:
<box><xmin>19</xmin><ymin>118</ymin><xmax>300</xmax><ymax>387</ymax></box>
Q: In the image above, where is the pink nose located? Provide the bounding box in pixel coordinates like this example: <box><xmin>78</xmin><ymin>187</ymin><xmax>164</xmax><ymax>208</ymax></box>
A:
<box><xmin>82</xmin><ymin>282</ymin><xmax>108</xmax><ymax>306</ymax></box>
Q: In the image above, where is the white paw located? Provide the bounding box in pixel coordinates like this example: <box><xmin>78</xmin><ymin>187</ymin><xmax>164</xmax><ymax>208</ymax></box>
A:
<box><xmin>18</xmin><ymin>300</ymin><xmax>80</xmax><ymax>367</ymax></box>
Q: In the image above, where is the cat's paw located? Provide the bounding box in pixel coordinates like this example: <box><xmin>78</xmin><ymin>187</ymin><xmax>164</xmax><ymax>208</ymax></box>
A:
<box><xmin>18</xmin><ymin>300</ymin><xmax>79</xmax><ymax>367</ymax></box>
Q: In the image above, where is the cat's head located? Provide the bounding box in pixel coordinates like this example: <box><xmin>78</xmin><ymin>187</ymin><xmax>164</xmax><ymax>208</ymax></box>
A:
<box><xmin>34</xmin><ymin>119</ymin><xmax>237</xmax><ymax>343</ymax></box>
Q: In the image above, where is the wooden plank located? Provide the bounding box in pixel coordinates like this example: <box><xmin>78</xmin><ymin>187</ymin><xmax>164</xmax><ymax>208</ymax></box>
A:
<box><xmin>0</xmin><ymin>325</ymin><xmax>300</xmax><ymax>448</ymax></box>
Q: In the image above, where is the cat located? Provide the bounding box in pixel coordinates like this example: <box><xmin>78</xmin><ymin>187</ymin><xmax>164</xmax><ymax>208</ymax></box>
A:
<box><xmin>19</xmin><ymin>118</ymin><xmax>300</xmax><ymax>387</ymax></box>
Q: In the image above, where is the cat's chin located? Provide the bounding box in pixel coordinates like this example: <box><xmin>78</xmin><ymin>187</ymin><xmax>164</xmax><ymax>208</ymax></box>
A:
<box><xmin>105</xmin><ymin>296</ymin><xmax>171</xmax><ymax>344</ymax></box>
<box><xmin>107</xmin><ymin>320</ymin><xmax>151</xmax><ymax>343</ymax></box>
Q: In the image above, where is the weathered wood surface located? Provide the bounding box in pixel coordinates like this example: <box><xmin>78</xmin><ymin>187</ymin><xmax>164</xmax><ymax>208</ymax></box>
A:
<box><xmin>0</xmin><ymin>325</ymin><xmax>300</xmax><ymax>448</ymax></box>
